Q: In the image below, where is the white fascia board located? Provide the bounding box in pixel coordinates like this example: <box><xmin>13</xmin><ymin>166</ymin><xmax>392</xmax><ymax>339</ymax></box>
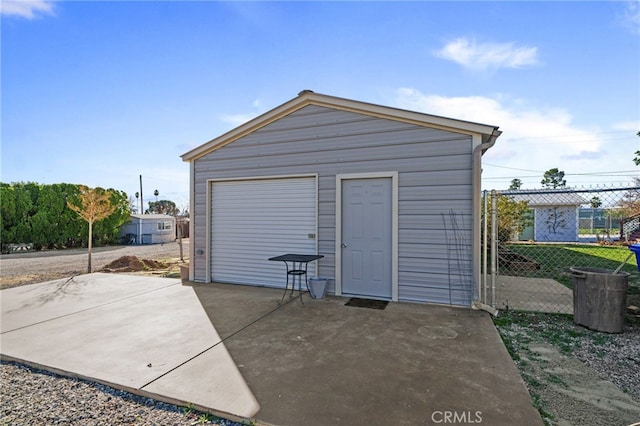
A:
<box><xmin>304</xmin><ymin>92</ymin><xmax>500</xmax><ymax>137</ymax></box>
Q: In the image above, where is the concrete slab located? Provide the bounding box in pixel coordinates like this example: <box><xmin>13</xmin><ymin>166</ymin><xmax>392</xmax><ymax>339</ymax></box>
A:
<box><xmin>0</xmin><ymin>274</ymin><xmax>259</xmax><ymax>420</ymax></box>
<box><xmin>1</xmin><ymin>273</ymin><xmax>177</xmax><ymax>332</ymax></box>
<box><xmin>190</xmin><ymin>283</ymin><xmax>544</xmax><ymax>426</ymax></box>
<box><xmin>495</xmin><ymin>275</ymin><xmax>573</xmax><ymax>314</ymax></box>
<box><xmin>2</xmin><ymin>275</ymin><xmax>543</xmax><ymax>425</ymax></box>
<box><xmin>142</xmin><ymin>344</ymin><xmax>260</xmax><ymax>419</ymax></box>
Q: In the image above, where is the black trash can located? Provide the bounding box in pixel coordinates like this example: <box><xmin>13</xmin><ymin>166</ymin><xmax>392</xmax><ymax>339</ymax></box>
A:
<box><xmin>570</xmin><ymin>267</ymin><xmax>629</xmax><ymax>333</ymax></box>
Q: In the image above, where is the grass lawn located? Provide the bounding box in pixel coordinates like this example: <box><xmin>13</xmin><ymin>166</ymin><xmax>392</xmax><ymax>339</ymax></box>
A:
<box><xmin>502</xmin><ymin>243</ymin><xmax>640</xmax><ymax>307</ymax></box>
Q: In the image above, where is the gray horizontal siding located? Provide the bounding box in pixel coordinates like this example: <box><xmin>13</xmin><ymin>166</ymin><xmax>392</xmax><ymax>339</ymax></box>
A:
<box><xmin>209</xmin><ymin>128</ymin><xmax>467</xmax><ymax>160</ymax></box>
<box><xmin>398</xmin><ymin>229</ymin><xmax>472</xmax><ymax>244</ymax></box>
<box><xmin>399</xmin><ymin>213</ymin><xmax>472</xmax><ymax>229</ymax></box>
<box><xmin>192</xmin><ymin>105</ymin><xmax>475</xmax><ymax>305</ymax></box>
<box><xmin>191</xmin><ymin>179</ymin><xmax>208</xmax><ymax>280</ymax></box>
<box><xmin>400</xmin><ymin>169</ymin><xmax>472</xmax><ymax>186</ymax></box>
<box><xmin>194</xmin><ymin>148</ymin><xmax>471</xmax><ymax>175</ymax></box>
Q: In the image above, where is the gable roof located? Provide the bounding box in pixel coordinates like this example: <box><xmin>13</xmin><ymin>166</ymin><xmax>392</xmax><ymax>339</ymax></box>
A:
<box><xmin>181</xmin><ymin>90</ymin><xmax>501</xmax><ymax>162</ymax></box>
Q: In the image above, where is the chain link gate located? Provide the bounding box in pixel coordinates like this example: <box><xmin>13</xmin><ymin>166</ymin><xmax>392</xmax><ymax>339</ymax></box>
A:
<box><xmin>481</xmin><ymin>186</ymin><xmax>640</xmax><ymax>314</ymax></box>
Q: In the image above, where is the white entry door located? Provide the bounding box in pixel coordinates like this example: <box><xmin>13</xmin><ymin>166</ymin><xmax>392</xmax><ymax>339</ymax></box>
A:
<box><xmin>341</xmin><ymin>178</ymin><xmax>392</xmax><ymax>299</ymax></box>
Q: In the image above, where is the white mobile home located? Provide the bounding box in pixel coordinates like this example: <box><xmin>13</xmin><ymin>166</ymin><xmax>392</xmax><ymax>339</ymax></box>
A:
<box><xmin>119</xmin><ymin>214</ymin><xmax>176</xmax><ymax>245</ymax></box>
<box><xmin>181</xmin><ymin>91</ymin><xmax>500</xmax><ymax>306</ymax></box>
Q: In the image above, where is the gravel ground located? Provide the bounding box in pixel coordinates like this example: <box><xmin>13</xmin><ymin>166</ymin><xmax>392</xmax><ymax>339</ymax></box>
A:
<box><xmin>494</xmin><ymin>311</ymin><xmax>640</xmax><ymax>426</ymax></box>
<box><xmin>0</xmin><ymin>361</ymin><xmax>244</xmax><ymax>426</ymax></box>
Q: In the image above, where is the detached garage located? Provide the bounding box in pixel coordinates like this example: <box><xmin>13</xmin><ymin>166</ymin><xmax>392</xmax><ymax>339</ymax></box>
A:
<box><xmin>181</xmin><ymin>91</ymin><xmax>501</xmax><ymax>306</ymax></box>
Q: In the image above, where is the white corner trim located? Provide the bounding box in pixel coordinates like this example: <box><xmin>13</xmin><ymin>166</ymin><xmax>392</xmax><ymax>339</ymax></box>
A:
<box><xmin>205</xmin><ymin>180</ymin><xmax>212</xmax><ymax>283</ymax></box>
<box><xmin>189</xmin><ymin>162</ymin><xmax>196</xmax><ymax>281</ymax></box>
<box><xmin>335</xmin><ymin>171</ymin><xmax>399</xmax><ymax>302</ymax></box>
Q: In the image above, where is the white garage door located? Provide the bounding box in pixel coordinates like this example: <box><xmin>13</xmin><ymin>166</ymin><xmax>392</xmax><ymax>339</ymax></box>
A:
<box><xmin>211</xmin><ymin>177</ymin><xmax>317</xmax><ymax>287</ymax></box>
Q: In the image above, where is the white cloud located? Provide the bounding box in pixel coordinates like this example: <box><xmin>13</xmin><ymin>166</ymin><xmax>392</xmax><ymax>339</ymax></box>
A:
<box><xmin>218</xmin><ymin>98</ymin><xmax>263</xmax><ymax>128</ymax></box>
<box><xmin>612</xmin><ymin>121</ymin><xmax>640</xmax><ymax>132</ymax></box>
<box><xmin>218</xmin><ymin>112</ymin><xmax>260</xmax><ymax>128</ymax></box>
<box><xmin>621</xmin><ymin>1</ymin><xmax>640</xmax><ymax>35</ymax></box>
<box><xmin>434</xmin><ymin>37</ymin><xmax>539</xmax><ymax>72</ymax></box>
<box><xmin>393</xmin><ymin>88</ymin><xmax>638</xmax><ymax>188</ymax></box>
<box><xmin>1</xmin><ymin>0</ymin><xmax>55</xmax><ymax>19</ymax></box>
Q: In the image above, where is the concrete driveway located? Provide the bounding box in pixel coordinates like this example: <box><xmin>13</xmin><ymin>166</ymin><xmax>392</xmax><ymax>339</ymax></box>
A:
<box><xmin>1</xmin><ymin>273</ymin><xmax>543</xmax><ymax>425</ymax></box>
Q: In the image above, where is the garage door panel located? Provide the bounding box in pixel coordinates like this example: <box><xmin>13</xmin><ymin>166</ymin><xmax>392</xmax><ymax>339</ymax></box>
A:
<box><xmin>211</xmin><ymin>177</ymin><xmax>317</xmax><ymax>287</ymax></box>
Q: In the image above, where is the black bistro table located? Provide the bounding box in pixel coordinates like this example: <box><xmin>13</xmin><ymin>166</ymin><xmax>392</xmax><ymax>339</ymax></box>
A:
<box><xmin>268</xmin><ymin>253</ymin><xmax>324</xmax><ymax>304</ymax></box>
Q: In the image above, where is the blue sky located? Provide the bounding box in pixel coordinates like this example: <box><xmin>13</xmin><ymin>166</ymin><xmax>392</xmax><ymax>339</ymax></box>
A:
<box><xmin>2</xmin><ymin>1</ymin><xmax>639</xmax><ymax>210</ymax></box>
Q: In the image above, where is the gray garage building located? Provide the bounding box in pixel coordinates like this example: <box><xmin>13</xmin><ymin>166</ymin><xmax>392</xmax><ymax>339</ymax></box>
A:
<box><xmin>181</xmin><ymin>91</ymin><xmax>501</xmax><ymax>306</ymax></box>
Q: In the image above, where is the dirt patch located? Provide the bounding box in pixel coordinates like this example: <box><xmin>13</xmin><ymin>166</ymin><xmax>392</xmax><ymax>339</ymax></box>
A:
<box><xmin>0</xmin><ymin>273</ymin><xmax>78</xmax><ymax>290</ymax></box>
<box><xmin>494</xmin><ymin>311</ymin><xmax>640</xmax><ymax>425</ymax></box>
<box><xmin>524</xmin><ymin>341</ymin><xmax>640</xmax><ymax>426</ymax></box>
<box><xmin>100</xmin><ymin>256</ymin><xmax>168</xmax><ymax>273</ymax></box>
<box><xmin>0</xmin><ymin>241</ymin><xmax>188</xmax><ymax>289</ymax></box>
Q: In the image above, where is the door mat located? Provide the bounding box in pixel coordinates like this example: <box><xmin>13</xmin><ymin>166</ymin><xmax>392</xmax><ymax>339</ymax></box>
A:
<box><xmin>345</xmin><ymin>298</ymin><xmax>389</xmax><ymax>310</ymax></box>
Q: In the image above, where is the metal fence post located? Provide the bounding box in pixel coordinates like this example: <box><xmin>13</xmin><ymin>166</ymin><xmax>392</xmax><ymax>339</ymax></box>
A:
<box><xmin>482</xmin><ymin>190</ymin><xmax>488</xmax><ymax>304</ymax></box>
<box><xmin>490</xmin><ymin>190</ymin><xmax>498</xmax><ymax>308</ymax></box>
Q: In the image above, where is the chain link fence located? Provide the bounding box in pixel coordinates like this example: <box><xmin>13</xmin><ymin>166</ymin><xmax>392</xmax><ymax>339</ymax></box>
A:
<box><xmin>481</xmin><ymin>186</ymin><xmax>640</xmax><ymax>314</ymax></box>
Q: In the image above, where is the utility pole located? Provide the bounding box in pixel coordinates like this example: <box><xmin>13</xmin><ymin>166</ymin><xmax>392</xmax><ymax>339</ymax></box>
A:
<box><xmin>139</xmin><ymin>175</ymin><xmax>144</xmax><ymax>215</ymax></box>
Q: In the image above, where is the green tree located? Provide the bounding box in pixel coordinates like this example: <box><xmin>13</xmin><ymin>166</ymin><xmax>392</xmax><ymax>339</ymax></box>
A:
<box><xmin>509</xmin><ymin>179</ymin><xmax>523</xmax><ymax>190</ymax></box>
<box><xmin>0</xmin><ymin>184</ymin><xmax>19</xmax><ymax>243</ymax></box>
<box><xmin>31</xmin><ymin>183</ymin><xmax>81</xmax><ymax>249</ymax></box>
<box><xmin>541</xmin><ymin>168</ymin><xmax>566</xmax><ymax>188</ymax></box>
<box><xmin>588</xmin><ymin>196</ymin><xmax>602</xmax><ymax>234</ymax></box>
<box><xmin>634</xmin><ymin>131</ymin><xmax>639</xmax><ymax>166</ymax></box>
<box><xmin>67</xmin><ymin>186</ymin><xmax>118</xmax><ymax>273</ymax></box>
<box><xmin>91</xmin><ymin>189</ymin><xmax>130</xmax><ymax>246</ymax></box>
<box><xmin>0</xmin><ymin>182</ymin><xmax>36</xmax><ymax>244</ymax></box>
<box><xmin>146</xmin><ymin>199</ymin><xmax>179</xmax><ymax>215</ymax></box>
<box><xmin>486</xmin><ymin>194</ymin><xmax>532</xmax><ymax>242</ymax></box>
<box><xmin>1</xmin><ymin>182</ymin><xmax>130</xmax><ymax>250</ymax></box>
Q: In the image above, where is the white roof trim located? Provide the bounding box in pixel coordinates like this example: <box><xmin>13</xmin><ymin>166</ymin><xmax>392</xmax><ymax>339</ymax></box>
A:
<box><xmin>181</xmin><ymin>91</ymin><xmax>500</xmax><ymax>162</ymax></box>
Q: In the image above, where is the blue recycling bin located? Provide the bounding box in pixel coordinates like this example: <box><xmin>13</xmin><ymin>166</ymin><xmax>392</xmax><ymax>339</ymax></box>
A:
<box><xmin>629</xmin><ymin>244</ymin><xmax>640</xmax><ymax>271</ymax></box>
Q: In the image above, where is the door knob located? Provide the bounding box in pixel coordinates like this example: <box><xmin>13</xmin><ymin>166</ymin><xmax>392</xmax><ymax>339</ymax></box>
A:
<box><xmin>341</xmin><ymin>243</ymin><xmax>348</xmax><ymax>248</ymax></box>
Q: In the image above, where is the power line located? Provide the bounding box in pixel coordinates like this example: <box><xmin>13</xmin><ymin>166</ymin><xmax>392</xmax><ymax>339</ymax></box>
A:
<box><xmin>483</xmin><ymin>163</ymin><xmax>640</xmax><ymax>177</ymax></box>
<box><xmin>546</xmin><ymin>130</ymin><xmax>635</xmax><ymax>138</ymax></box>
<box><xmin>571</xmin><ymin>170</ymin><xmax>640</xmax><ymax>176</ymax></box>
<box><xmin>504</xmin><ymin>129</ymin><xmax>637</xmax><ymax>141</ymax></box>
<box><xmin>504</xmin><ymin>136</ymin><xmax>636</xmax><ymax>146</ymax></box>
<box><xmin>483</xmin><ymin>163</ymin><xmax>544</xmax><ymax>173</ymax></box>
